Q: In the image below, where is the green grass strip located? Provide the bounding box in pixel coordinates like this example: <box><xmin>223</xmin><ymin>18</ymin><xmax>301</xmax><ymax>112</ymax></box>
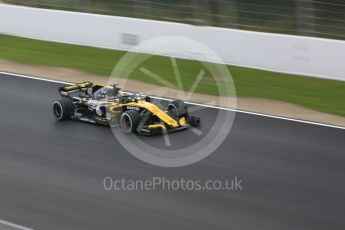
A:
<box><xmin>1</xmin><ymin>34</ymin><xmax>345</xmax><ymax>116</ymax></box>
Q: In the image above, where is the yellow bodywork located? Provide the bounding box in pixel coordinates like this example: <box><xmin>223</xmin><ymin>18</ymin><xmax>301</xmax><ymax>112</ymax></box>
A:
<box><xmin>63</xmin><ymin>82</ymin><xmax>93</xmax><ymax>91</ymax></box>
<box><xmin>108</xmin><ymin>99</ymin><xmax>179</xmax><ymax>128</ymax></box>
<box><xmin>179</xmin><ymin>117</ymin><xmax>186</xmax><ymax>126</ymax></box>
<box><xmin>148</xmin><ymin>124</ymin><xmax>166</xmax><ymax>129</ymax></box>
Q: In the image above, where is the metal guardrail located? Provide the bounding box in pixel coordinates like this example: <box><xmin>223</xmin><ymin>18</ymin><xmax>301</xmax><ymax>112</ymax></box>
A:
<box><xmin>3</xmin><ymin>0</ymin><xmax>345</xmax><ymax>40</ymax></box>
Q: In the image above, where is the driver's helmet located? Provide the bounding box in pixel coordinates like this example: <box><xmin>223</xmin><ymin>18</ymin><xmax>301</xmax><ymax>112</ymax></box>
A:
<box><xmin>94</xmin><ymin>84</ymin><xmax>121</xmax><ymax>100</ymax></box>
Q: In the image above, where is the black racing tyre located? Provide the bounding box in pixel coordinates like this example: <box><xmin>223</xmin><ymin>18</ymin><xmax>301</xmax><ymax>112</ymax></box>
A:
<box><xmin>52</xmin><ymin>98</ymin><xmax>74</xmax><ymax>120</ymax></box>
<box><xmin>120</xmin><ymin>110</ymin><xmax>141</xmax><ymax>133</ymax></box>
<box><xmin>168</xmin><ymin>99</ymin><xmax>188</xmax><ymax>118</ymax></box>
<box><xmin>145</xmin><ymin>96</ymin><xmax>152</xmax><ymax>102</ymax></box>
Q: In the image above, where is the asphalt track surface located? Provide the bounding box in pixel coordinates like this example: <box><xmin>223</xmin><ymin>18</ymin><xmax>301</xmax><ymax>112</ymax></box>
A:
<box><xmin>0</xmin><ymin>72</ymin><xmax>345</xmax><ymax>230</ymax></box>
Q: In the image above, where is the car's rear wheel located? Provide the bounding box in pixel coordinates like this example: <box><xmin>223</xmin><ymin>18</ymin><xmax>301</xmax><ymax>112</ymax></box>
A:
<box><xmin>52</xmin><ymin>98</ymin><xmax>74</xmax><ymax>120</ymax></box>
<box><xmin>120</xmin><ymin>110</ymin><xmax>141</xmax><ymax>133</ymax></box>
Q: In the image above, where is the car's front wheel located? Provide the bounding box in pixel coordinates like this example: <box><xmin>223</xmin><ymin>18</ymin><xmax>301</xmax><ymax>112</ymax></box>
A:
<box><xmin>120</xmin><ymin>110</ymin><xmax>141</xmax><ymax>133</ymax></box>
<box><xmin>168</xmin><ymin>99</ymin><xmax>188</xmax><ymax>118</ymax></box>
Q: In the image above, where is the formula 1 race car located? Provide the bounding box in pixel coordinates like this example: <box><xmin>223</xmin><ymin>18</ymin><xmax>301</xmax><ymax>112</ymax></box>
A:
<box><xmin>52</xmin><ymin>82</ymin><xmax>200</xmax><ymax>135</ymax></box>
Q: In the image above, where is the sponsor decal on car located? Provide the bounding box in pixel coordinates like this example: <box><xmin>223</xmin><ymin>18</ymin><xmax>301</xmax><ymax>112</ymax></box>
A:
<box><xmin>126</xmin><ymin>106</ymin><xmax>140</xmax><ymax>111</ymax></box>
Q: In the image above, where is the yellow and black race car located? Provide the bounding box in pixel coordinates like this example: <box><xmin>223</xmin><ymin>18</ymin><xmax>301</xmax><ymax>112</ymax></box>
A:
<box><xmin>52</xmin><ymin>82</ymin><xmax>200</xmax><ymax>135</ymax></box>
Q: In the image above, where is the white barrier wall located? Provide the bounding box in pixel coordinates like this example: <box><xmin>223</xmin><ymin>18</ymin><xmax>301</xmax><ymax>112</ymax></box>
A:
<box><xmin>0</xmin><ymin>4</ymin><xmax>344</xmax><ymax>81</ymax></box>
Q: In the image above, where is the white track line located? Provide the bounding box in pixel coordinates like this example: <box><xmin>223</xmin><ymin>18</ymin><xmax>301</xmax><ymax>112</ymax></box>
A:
<box><xmin>1</xmin><ymin>71</ymin><xmax>345</xmax><ymax>130</ymax></box>
<box><xmin>0</xmin><ymin>219</ymin><xmax>34</xmax><ymax>230</ymax></box>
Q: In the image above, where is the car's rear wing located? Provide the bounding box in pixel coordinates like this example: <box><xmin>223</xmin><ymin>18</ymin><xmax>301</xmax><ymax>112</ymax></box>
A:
<box><xmin>58</xmin><ymin>82</ymin><xmax>93</xmax><ymax>96</ymax></box>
